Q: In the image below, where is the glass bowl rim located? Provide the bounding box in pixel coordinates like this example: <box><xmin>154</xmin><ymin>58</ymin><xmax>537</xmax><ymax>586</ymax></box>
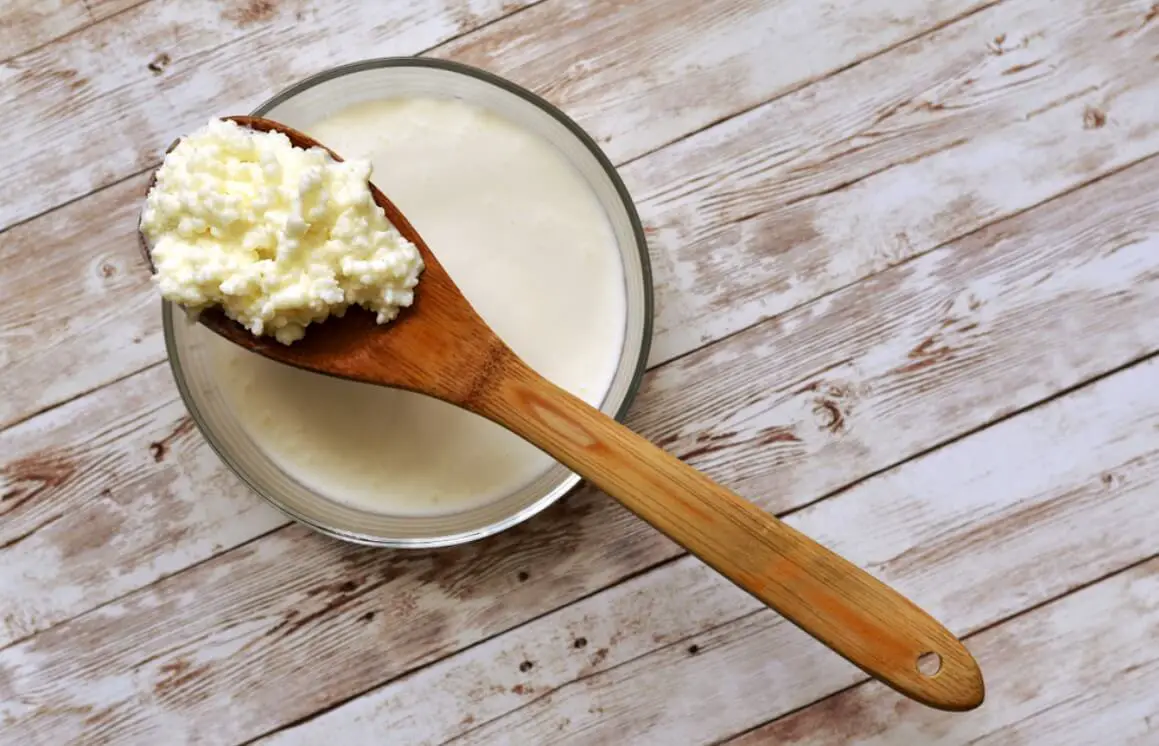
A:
<box><xmin>162</xmin><ymin>56</ymin><xmax>654</xmax><ymax>548</ymax></box>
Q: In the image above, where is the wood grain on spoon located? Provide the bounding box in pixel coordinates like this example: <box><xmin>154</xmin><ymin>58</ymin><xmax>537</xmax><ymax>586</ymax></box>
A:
<box><xmin>143</xmin><ymin>115</ymin><xmax>985</xmax><ymax>712</ymax></box>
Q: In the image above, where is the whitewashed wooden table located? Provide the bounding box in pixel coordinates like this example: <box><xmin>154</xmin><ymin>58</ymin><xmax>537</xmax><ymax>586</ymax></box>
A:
<box><xmin>2</xmin><ymin>0</ymin><xmax>1158</xmax><ymax>743</ymax></box>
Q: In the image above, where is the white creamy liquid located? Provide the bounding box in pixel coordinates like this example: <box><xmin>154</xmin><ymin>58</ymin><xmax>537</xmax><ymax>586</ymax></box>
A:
<box><xmin>205</xmin><ymin>97</ymin><xmax>627</xmax><ymax>515</ymax></box>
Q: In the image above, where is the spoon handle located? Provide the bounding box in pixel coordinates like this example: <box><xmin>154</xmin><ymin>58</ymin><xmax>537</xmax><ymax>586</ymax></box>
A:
<box><xmin>472</xmin><ymin>356</ymin><xmax>984</xmax><ymax>712</ymax></box>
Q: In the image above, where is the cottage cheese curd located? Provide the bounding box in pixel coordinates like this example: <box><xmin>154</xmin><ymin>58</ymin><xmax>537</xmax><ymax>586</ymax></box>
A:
<box><xmin>141</xmin><ymin>118</ymin><xmax>422</xmax><ymax>343</ymax></box>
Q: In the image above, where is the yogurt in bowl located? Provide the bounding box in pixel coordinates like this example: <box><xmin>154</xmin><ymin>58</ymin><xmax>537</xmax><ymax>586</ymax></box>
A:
<box><xmin>165</xmin><ymin>59</ymin><xmax>652</xmax><ymax>546</ymax></box>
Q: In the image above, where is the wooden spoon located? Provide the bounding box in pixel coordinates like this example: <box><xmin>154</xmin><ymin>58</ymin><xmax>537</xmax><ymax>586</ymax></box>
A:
<box><xmin>143</xmin><ymin>115</ymin><xmax>984</xmax><ymax>712</ymax></box>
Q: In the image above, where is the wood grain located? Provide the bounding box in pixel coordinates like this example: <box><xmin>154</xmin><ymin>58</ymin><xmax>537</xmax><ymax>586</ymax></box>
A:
<box><xmin>0</xmin><ymin>0</ymin><xmax>139</xmax><ymax>60</ymax></box>
<box><xmin>0</xmin><ymin>174</ymin><xmax>158</xmax><ymax>429</ymax></box>
<box><xmin>0</xmin><ymin>497</ymin><xmax>664</xmax><ymax>743</ymax></box>
<box><xmin>262</xmin><ymin>356</ymin><xmax>1159</xmax><ymax>745</ymax></box>
<box><xmin>621</xmin><ymin>0</ymin><xmax>1159</xmax><ymax>363</ymax></box>
<box><xmin>0</xmin><ymin>363</ymin><xmax>284</xmax><ymax>647</ymax></box>
<box><xmin>3</xmin><ymin>137</ymin><xmax>1158</xmax><ymax>741</ymax></box>
<box><xmin>729</xmin><ymin>557</ymin><xmax>1159</xmax><ymax>746</ymax></box>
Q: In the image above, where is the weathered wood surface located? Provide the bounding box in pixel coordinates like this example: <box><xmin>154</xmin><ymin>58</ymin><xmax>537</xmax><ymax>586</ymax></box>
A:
<box><xmin>9</xmin><ymin>80</ymin><xmax>1158</xmax><ymax>654</ymax></box>
<box><xmin>262</xmin><ymin>358</ymin><xmax>1159</xmax><ymax>745</ymax></box>
<box><xmin>4</xmin><ymin>119</ymin><xmax>1159</xmax><ymax>744</ymax></box>
<box><xmin>625</xmin><ymin>0</ymin><xmax>1159</xmax><ymax>363</ymax></box>
<box><xmin>2</xmin><ymin>0</ymin><xmax>1158</xmax><ymax>743</ymax></box>
<box><xmin>0</xmin><ymin>0</ymin><xmax>1007</xmax><ymax>429</ymax></box>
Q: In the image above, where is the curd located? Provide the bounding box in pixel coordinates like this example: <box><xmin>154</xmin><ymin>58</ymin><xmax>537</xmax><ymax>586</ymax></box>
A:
<box><xmin>142</xmin><ymin>118</ymin><xmax>422</xmax><ymax>344</ymax></box>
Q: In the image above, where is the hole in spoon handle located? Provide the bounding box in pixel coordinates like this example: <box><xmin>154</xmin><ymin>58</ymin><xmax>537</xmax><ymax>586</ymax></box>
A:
<box><xmin>918</xmin><ymin>651</ymin><xmax>943</xmax><ymax>677</ymax></box>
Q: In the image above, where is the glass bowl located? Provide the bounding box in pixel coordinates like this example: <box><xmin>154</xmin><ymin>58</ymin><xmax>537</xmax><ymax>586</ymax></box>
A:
<box><xmin>163</xmin><ymin>58</ymin><xmax>653</xmax><ymax>548</ymax></box>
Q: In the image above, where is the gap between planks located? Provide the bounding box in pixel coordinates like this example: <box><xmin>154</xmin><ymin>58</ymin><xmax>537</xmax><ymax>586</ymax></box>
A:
<box><xmin>0</xmin><ymin>0</ymin><xmax>1002</xmax><ymax>242</ymax></box>
<box><xmin>0</xmin><ymin>0</ymin><xmax>997</xmax><ymax>241</ymax></box>
<box><xmin>479</xmin><ymin>555</ymin><xmax>1159</xmax><ymax>746</ymax></box>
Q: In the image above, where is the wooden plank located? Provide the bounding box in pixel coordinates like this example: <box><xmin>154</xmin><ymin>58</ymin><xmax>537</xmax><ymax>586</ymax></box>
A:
<box><xmin>618</xmin><ymin>0</ymin><xmax>1159</xmax><ymax>363</ymax></box>
<box><xmin>0</xmin><ymin>498</ymin><xmax>665</xmax><ymax>744</ymax></box>
<box><xmin>729</xmin><ymin>557</ymin><xmax>1159</xmax><ymax>746</ymax></box>
<box><xmin>0</xmin><ymin>362</ymin><xmax>284</xmax><ymax>647</ymax></box>
<box><xmin>0</xmin><ymin>174</ymin><xmax>158</xmax><ymax>428</ymax></box>
<box><xmin>4</xmin><ymin>0</ymin><xmax>1157</xmax><ymax>428</ymax></box>
<box><xmin>0</xmin><ymin>0</ymin><xmax>540</xmax><ymax>230</ymax></box>
<box><xmin>0</xmin><ymin>0</ymin><xmax>138</xmax><ymax>61</ymax></box>
<box><xmin>2</xmin><ymin>129</ymin><xmax>1158</xmax><ymax>742</ymax></box>
<box><xmin>433</xmin><ymin>0</ymin><xmax>993</xmax><ymax>163</ymax></box>
<box><xmin>260</xmin><ymin>357</ymin><xmax>1159</xmax><ymax>745</ymax></box>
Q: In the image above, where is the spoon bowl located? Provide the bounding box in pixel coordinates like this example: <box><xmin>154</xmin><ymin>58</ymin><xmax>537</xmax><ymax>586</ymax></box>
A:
<box><xmin>142</xmin><ymin>116</ymin><xmax>496</xmax><ymax>404</ymax></box>
<box><xmin>143</xmin><ymin>116</ymin><xmax>985</xmax><ymax>712</ymax></box>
